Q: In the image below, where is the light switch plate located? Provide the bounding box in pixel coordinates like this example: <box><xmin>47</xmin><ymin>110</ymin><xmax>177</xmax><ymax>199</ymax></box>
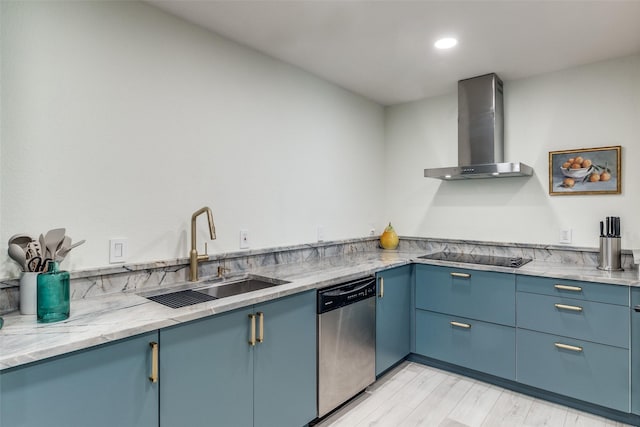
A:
<box><xmin>559</xmin><ymin>229</ymin><xmax>572</xmax><ymax>244</ymax></box>
<box><xmin>109</xmin><ymin>238</ymin><xmax>127</xmax><ymax>263</ymax></box>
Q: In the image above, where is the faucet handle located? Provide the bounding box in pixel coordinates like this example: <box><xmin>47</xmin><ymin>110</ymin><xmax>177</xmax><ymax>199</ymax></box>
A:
<box><xmin>204</xmin><ymin>242</ymin><xmax>208</xmax><ymax>255</ymax></box>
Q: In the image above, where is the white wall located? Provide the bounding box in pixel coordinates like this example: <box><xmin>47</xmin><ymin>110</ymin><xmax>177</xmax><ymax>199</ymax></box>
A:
<box><xmin>3</xmin><ymin>2</ymin><xmax>638</xmax><ymax>281</ymax></box>
<box><xmin>0</xmin><ymin>1</ymin><xmax>385</xmax><ymax>278</ymax></box>
<box><xmin>384</xmin><ymin>54</ymin><xmax>640</xmax><ymax>249</ymax></box>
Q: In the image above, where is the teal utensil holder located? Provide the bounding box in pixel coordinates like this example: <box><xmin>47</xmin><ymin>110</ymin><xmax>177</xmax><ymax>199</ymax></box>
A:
<box><xmin>37</xmin><ymin>261</ymin><xmax>70</xmax><ymax>323</ymax></box>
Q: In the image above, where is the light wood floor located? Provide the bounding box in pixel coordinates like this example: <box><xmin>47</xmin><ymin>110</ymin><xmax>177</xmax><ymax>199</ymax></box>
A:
<box><xmin>315</xmin><ymin>362</ymin><xmax>633</xmax><ymax>427</ymax></box>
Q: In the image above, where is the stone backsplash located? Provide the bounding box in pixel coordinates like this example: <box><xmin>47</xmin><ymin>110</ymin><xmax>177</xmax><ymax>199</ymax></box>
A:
<box><xmin>0</xmin><ymin>236</ymin><xmax>634</xmax><ymax>314</ymax></box>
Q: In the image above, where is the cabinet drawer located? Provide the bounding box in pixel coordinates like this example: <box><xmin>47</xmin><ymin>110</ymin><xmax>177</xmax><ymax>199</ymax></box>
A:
<box><xmin>416</xmin><ymin>265</ymin><xmax>515</xmax><ymax>326</ymax></box>
<box><xmin>517</xmin><ymin>329</ymin><xmax>629</xmax><ymax>412</ymax></box>
<box><xmin>415</xmin><ymin>309</ymin><xmax>515</xmax><ymax>380</ymax></box>
<box><xmin>517</xmin><ymin>275</ymin><xmax>628</xmax><ymax>306</ymax></box>
<box><xmin>517</xmin><ymin>292</ymin><xmax>629</xmax><ymax>348</ymax></box>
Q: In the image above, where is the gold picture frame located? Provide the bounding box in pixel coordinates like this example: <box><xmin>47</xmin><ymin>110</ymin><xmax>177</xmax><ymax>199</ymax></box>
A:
<box><xmin>549</xmin><ymin>146</ymin><xmax>621</xmax><ymax>195</ymax></box>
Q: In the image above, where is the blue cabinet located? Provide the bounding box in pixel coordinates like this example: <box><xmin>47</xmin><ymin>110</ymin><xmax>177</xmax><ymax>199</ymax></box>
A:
<box><xmin>160</xmin><ymin>290</ymin><xmax>316</xmax><ymax>427</ymax></box>
<box><xmin>375</xmin><ymin>265</ymin><xmax>412</xmax><ymax>376</ymax></box>
<box><xmin>416</xmin><ymin>264</ymin><xmax>515</xmax><ymax>326</ymax></box>
<box><xmin>160</xmin><ymin>306</ymin><xmax>254</xmax><ymax>427</ymax></box>
<box><xmin>517</xmin><ymin>291</ymin><xmax>629</xmax><ymax>348</ymax></box>
<box><xmin>253</xmin><ymin>291</ymin><xmax>317</xmax><ymax>427</ymax></box>
<box><xmin>0</xmin><ymin>331</ymin><xmax>159</xmax><ymax>427</ymax></box>
<box><xmin>416</xmin><ymin>309</ymin><xmax>515</xmax><ymax>379</ymax></box>
<box><xmin>414</xmin><ymin>264</ymin><xmax>516</xmax><ymax>380</ymax></box>
<box><xmin>631</xmin><ymin>288</ymin><xmax>640</xmax><ymax>415</ymax></box>
<box><xmin>517</xmin><ymin>329</ymin><xmax>629</xmax><ymax>412</ymax></box>
<box><xmin>516</xmin><ymin>275</ymin><xmax>630</xmax><ymax>413</ymax></box>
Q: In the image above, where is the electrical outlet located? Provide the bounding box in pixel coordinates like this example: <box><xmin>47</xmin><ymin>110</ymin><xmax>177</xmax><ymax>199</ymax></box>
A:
<box><xmin>317</xmin><ymin>226</ymin><xmax>324</xmax><ymax>242</ymax></box>
<box><xmin>559</xmin><ymin>229</ymin><xmax>572</xmax><ymax>244</ymax></box>
<box><xmin>109</xmin><ymin>238</ymin><xmax>127</xmax><ymax>263</ymax></box>
<box><xmin>240</xmin><ymin>229</ymin><xmax>249</xmax><ymax>249</ymax></box>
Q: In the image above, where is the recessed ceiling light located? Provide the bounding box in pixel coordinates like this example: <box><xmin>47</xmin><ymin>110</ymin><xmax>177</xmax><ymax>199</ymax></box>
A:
<box><xmin>434</xmin><ymin>37</ymin><xmax>458</xmax><ymax>50</ymax></box>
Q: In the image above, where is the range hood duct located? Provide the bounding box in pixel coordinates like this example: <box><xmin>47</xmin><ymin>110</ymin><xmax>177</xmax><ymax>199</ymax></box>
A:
<box><xmin>424</xmin><ymin>73</ymin><xmax>533</xmax><ymax>180</ymax></box>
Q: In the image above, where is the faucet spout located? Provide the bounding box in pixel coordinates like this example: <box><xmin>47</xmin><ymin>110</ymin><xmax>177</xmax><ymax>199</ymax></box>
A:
<box><xmin>189</xmin><ymin>206</ymin><xmax>216</xmax><ymax>282</ymax></box>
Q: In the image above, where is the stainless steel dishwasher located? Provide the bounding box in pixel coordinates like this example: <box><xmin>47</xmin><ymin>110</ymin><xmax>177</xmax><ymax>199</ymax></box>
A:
<box><xmin>317</xmin><ymin>276</ymin><xmax>376</xmax><ymax>418</ymax></box>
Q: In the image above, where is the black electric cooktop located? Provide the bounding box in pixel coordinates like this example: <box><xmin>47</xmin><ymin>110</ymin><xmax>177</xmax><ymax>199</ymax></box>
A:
<box><xmin>418</xmin><ymin>252</ymin><xmax>532</xmax><ymax>268</ymax></box>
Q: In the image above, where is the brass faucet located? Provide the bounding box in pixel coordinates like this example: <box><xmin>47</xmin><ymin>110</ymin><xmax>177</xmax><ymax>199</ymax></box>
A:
<box><xmin>189</xmin><ymin>207</ymin><xmax>216</xmax><ymax>282</ymax></box>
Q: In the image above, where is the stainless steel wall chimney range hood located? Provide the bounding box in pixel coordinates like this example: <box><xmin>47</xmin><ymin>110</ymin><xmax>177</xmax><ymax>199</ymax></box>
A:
<box><xmin>424</xmin><ymin>73</ymin><xmax>533</xmax><ymax>180</ymax></box>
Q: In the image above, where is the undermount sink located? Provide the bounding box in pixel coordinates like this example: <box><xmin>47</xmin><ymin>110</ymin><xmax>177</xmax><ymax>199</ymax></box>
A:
<box><xmin>144</xmin><ymin>275</ymin><xmax>290</xmax><ymax>309</ymax></box>
<box><xmin>195</xmin><ymin>275</ymin><xmax>289</xmax><ymax>299</ymax></box>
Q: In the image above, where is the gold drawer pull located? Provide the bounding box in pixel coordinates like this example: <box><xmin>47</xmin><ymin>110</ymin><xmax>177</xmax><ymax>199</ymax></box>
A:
<box><xmin>257</xmin><ymin>312</ymin><xmax>264</xmax><ymax>343</ymax></box>
<box><xmin>450</xmin><ymin>321</ymin><xmax>471</xmax><ymax>329</ymax></box>
<box><xmin>249</xmin><ymin>314</ymin><xmax>256</xmax><ymax>346</ymax></box>
<box><xmin>451</xmin><ymin>272</ymin><xmax>471</xmax><ymax>279</ymax></box>
<box><xmin>379</xmin><ymin>277</ymin><xmax>384</xmax><ymax>298</ymax></box>
<box><xmin>554</xmin><ymin>284</ymin><xmax>582</xmax><ymax>292</ymax></box>
<box><xmin>555</xmin><ymin>342</ymin><xmax>583</xmax><ymax>352</ymax></box>
<box><xmin>149</xmin><ymin>342</ymin><xmax>159</xmax><ymax>383</ymax></box>
<box><xmin>554</xmin><ymin>303</ymin><xmax>583</xmax><ymax>312</ymax></box>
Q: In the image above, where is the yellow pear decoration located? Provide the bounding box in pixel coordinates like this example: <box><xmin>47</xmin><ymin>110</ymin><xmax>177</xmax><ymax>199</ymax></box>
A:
<box><xmin>380</xmin><ymin>222</ymin><xmax>399</xmax><ymax>250</ymax></box>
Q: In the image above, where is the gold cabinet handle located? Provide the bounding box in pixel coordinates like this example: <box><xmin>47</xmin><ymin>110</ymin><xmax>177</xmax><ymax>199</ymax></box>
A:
<box><xmin>450</xmin><ymin>321</ymin><xmax>471</xmax><ymax>329</ymax></box>
<box><xmin>248</xmin><ymin>314</ymin><xmax>256</xmax><ymax>346</ymax></box>
<box><xmin>555</xmin><ymin>342</ymin><xmax>583</xmax><ymax>352</ymax></box>
<box><xmin>451</xmin><ymin>272</ymin><xmax>471</xmax><ymax>279</ymax></box>
<box><xmin>379</xmin><ymin>277</ymin><xmax>384</xmax><ymax>298</ymax></box>
<box><xmin>257</xmin><ymin>312</ymin><xmax>264</xmax><ymax>343</ymax></box>
<box><xmin>554</xmin><ymin>284</ymin><xmax>582</xmax><ymax>292</ymax></box>
<box><xmin>149</xmin><ymin>342</ymin><xmax>158</xmax><ymax>383</ymax></box>
<box><xmin>554</xmin><ymin>303</ymin><xmax>583</xmax><ymax>312</ymax></box>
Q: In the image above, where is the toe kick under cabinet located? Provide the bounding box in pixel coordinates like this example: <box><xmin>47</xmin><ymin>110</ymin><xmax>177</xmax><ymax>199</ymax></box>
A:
<box><xmin>516</xmin><ymin>275</ymin><xmax>630</xmax><ymax>412</ymax></box>
<box><xmin>415</xmin><ymin>265</ymin><xmax>516</xmax><ymax>380</ymax></box>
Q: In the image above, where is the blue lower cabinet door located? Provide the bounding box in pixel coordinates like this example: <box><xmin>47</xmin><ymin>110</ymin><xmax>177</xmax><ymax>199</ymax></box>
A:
<box><xmin>632</xmin><ymin>289</ymin><xmax>640</xmax><ymax>414</ymax></box>
<box><xmin>160</xmin><ymin>307</ymin><xmax>254</xmax><ymax>427</ymax></box>
<box><xmin>376</xmin><ymin>265</ymin><xmax>412</xmax><ymax>376</ymax></box>
<box><xmin>517</xmin><ymin>329</ymin><xmax>629</xmax><ymax>412</ymax></box>
<box><xmin>415</xmin><ymin>309</ymin><xmax>515</xmax><ymax>380</ymax></box>
<box><xmin>0</xmin><ymin>331</ymin><xmax>159</xmax><ymax>427</ymax></box>
<box><xmin>254</xmin><ymin>291</ymin><xmax>317</xmax><ymax>427</ymax></box>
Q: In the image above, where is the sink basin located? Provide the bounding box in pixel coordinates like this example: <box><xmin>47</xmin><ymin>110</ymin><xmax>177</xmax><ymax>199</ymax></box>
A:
<box><xmin>195</xmin><ymin>275</ymin><xmax>290</xmax><ymax>299</ymax></box>
<box><xmin>143</xmin><ymin>275</ymin><xmax>290</xmax><ymax>309</ymax></box>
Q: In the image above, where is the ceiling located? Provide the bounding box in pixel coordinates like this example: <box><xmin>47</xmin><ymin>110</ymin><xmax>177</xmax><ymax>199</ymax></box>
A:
<box><xmin>147</xmin><ymin>0</ymin><xmax>640</xmax><ymax>106</ymax></box>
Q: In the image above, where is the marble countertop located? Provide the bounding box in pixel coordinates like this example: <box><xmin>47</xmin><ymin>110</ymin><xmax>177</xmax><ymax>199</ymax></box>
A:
<box><xmin>1</xmin><ymin>250</ymin><xmax>638</xmax><ymax>371</ymax></box>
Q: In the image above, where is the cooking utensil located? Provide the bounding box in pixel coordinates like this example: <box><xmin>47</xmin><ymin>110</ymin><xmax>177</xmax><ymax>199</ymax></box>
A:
<box><xmin>55</xmin><ymin>239</ymin><xmax>86</xmax><ymax>261</ymax></box>
<box><xmin>8</xmin><ymin>243</ymin><xmax>27</xmax><ymax>271</ymax></box>
<box><xmin>44</xmin><ymin>228</ymin><xmax>65</xmax><ymax>259</ymax></box>
<box><xmin>8</xmin><ymin>233</ymin><xmax>34</xmax><ymax>250</ymax></box>
<box><xmin>25</xmin><ymin>241</ymin><xmax>42</xmax><ymax>259</ymax></box>
<box><xmin>27</xmin><ymin>256</ymin><xmax>52</xmax><ymax>273</ymax></box>
<box><xmin>58</xmin><ymin>236</ymin><xmax>71</xmax><ymax>255</ymax></box>
<box><xmin>599</xmin><ymin>221</ymin><xmax>604</xmax><ymax>237</ymax></box>
<box><xmin>39</xmin><ymin>234</ymin><xmax>46</xmax><ymax>258</ymax></box>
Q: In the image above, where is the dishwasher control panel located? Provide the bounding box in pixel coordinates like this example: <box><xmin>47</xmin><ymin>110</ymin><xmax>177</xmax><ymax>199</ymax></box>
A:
<box><xmin>317</xmin><ymin>276</ymin><xmax>376</xmax><ymax>314</ymax></box>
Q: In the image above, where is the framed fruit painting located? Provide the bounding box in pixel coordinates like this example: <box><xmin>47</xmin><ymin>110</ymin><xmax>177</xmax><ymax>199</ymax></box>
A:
<box><xmin>549</xmin><ymin>146</ymin><xmax>621</xmax><ymax>195</ymax></box>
